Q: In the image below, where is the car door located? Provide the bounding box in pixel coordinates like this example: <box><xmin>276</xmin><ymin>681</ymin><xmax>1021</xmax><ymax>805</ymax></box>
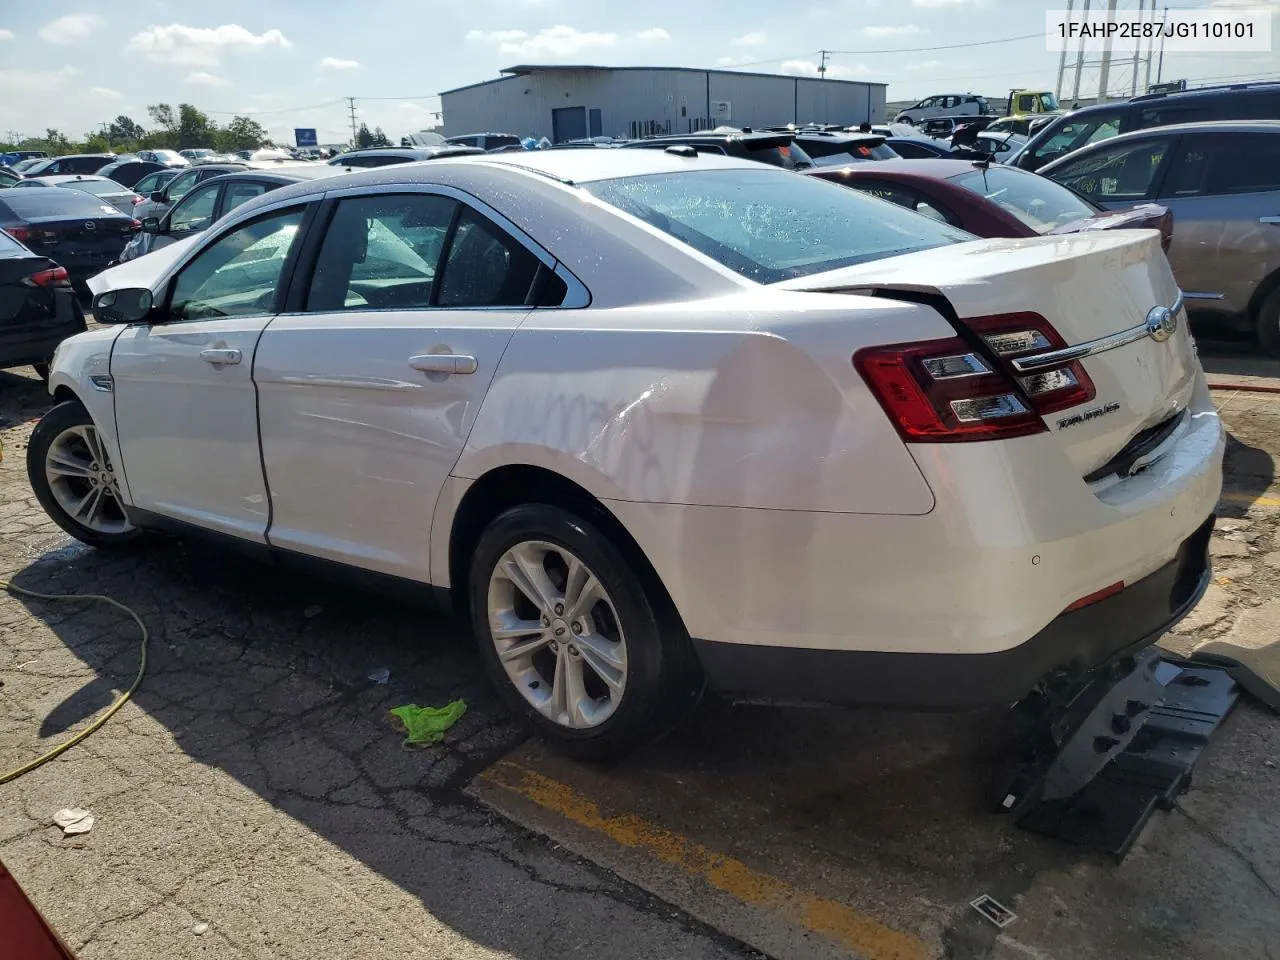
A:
<box><xmin>1042</xmin><ymin>133</ymin><xmax>1175</xmax><ymax>209</ymax></box>
<box><xmin>110</xmin><ymin>204</ymin><xmax>309</xmax><ymax>540</ymax></box>
<box><xmin>1155</xmin><ymin>131</ymin><xmax>1280</xmax><ymax>314</ymax></box>
<box><xmin>253</xmin><ymin>188</ymin><xmax>552</xmax><ymax>581</ymax></box>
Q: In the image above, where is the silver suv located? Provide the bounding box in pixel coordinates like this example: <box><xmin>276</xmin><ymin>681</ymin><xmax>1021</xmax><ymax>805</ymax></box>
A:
<box><xmin>894</xmin><ymin>94</ymin><xmax>990</xmax><ymax>125</ymax></box>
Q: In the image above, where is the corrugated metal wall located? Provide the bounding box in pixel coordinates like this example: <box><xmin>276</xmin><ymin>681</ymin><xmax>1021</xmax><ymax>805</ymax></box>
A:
<box><xmin>441</xmin><ymin>69</ymin><xmax>887</xmax><ymax>141</ymax></box>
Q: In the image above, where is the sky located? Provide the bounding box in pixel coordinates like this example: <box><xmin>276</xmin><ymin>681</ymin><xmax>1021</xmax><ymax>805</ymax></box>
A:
<box><xmin>1</xmin><ymin>0</ymin><xmax>1277</xmax><ymax>146</ymax></box>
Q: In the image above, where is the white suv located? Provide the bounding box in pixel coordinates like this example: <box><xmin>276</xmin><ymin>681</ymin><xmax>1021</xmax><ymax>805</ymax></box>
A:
<box><xmin>896</xmin><ymin>94</ymin><xmax>991</xmax><ymax>125</ymax></box>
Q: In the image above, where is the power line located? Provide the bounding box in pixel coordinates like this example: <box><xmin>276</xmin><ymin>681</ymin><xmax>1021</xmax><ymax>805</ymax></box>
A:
<box><xmin>827</xmin><ymin>31</ymin><xmax>1044</xmax><ymax>55</ymax></box>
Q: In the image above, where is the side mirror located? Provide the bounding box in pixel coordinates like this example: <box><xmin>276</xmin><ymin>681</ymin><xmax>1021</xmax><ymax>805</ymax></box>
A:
<box><xmin>141</xmin><ymin>217</ymin><xmax>161</xmax><ymax>234</ymax></box>
<box><xmin>93</xmin><ymin>288</ymin><xmax>153</xmax><ymax>325</ymax></box>
<box><xmin>151</xmin><ymin>191</ymin><xmax>166</xmax><ymax>203</ymax></box>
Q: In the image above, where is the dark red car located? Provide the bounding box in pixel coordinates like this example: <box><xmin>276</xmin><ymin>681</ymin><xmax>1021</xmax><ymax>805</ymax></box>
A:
<box><xmin>808</xmin><ymin>159</ymin><xmax>1172</xmax><ymax>250</ymax></box>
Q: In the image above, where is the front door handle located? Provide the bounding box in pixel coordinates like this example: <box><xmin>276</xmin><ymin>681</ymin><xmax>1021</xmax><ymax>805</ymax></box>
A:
<box><xmin>409</xmin><ymin>354</ymin><xmax>478</xmax><ymax>375</ymax></box>
<box><xmin>1260</xmin><ymin>216</ymin><xmax>1280</xmax><ymax>225</ymax></box>
<box><xmin>200</xmin><ymin>347</ymin><xmax>242</xmax><ymax>365</ymax></box>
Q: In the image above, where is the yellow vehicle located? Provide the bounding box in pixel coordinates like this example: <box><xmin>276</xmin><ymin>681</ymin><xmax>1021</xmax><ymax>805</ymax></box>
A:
<box><xmin>1007</xmin><ymin>90</ymin><xmax>1060</xmax><ymax>115</ymax></box>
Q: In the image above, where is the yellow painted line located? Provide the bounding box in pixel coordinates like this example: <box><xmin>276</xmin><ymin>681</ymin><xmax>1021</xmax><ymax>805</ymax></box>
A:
<box><xmin>1221</xmin><ymin>492</ymin><xmax>1280</xmax><ymax>509</ymax></box>
<box><xmin>480</xmin><ymin>760</ymin><xmax>930</xmax><ymax>960</ymax></box>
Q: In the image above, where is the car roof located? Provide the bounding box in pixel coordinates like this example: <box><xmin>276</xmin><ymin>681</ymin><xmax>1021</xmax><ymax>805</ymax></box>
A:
<box><xmin>334</xmin><ymin>146</ymin><xmax>483</xmax><ymax>159</ymax></box>
<box><xmin>204</xmin><ymin>166</ymin><xmax>352</xmax><ymax>185</ymax></box>
<box><xmin>26</xmin><ymin>174</ymin><xmax>124</xmax><ymax>186</ymax></box>
<box><xmin>812</xmin><ymin>158</ymin><xmax>995</xmax><ymax>180</ymax></box>
<box><xmin>1130</xmin><ymin>79</ymin><xmax>1280</xmax><ymax>103</ymax></box>
<box><xmin>1068</xmin><ymin>118</ymin><xmax>1280</xmax><ymax>141</ymax></box>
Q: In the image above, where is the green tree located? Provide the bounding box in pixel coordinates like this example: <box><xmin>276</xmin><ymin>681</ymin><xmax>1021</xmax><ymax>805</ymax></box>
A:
<box><xmin>107</xmin><ymin>115</ymin><xmax>146</xmax><ymax>147</ymax></box>
<box><xmin>176</xmin><ymin>103</ymin><xmax>216</xmax><ymax>148</ymax></box>
<box><xmin>147</xmin><ymin>103</ymin><xmax>177</xmax><ymax>133</ymax></box>
<box><xmin>82</xmin><ymin>133</ymin><xmax>111</xmax><ymax>154</ymax></box>
<box><xmin>370</xmin><ymin>126</ymin><xmax>392</xmax><ymax>147</ymax></box>
<box><xmin>216</xmin><ymin>115</ymin><xmax>270</xmax><ymax>152</ymax></box>
<box><xmin>355</xmin><ymin>122</ymin><xmax>375</xmax><ymax>149</ymax></box>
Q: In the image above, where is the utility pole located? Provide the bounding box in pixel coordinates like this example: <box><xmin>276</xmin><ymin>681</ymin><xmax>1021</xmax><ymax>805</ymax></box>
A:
<box><xmin>1145</xmin><ymin>2</ymin><xmax>1156</xmax><ymax>92</ymax></box>
<box><xmin>1096</xmin><ymin>0</ymin><xmax>1118</xmax><ymax>102</ymax></box>
<box><xmin>1055</xmin><ymin>0</ymin><xmax>1075</xmax><ymax>101</ymax></box>
<box><xmin>1071</xmin><ymin>0</ymin><xmax>1091</xmax><ymax>103</ymax></box>
<box><xmin>1156</xmin><ymin>6</ymin><xmax>1168</xmax><ymax>83</ymax></box>
<box><xmin>1130</xmin><ymin>0</ymin><xmax>1145</xmax><ymax>96</ymax></box>
<box><xmin>346</xmin><ymin>96</ymin><xmax>359</xmax><ymax>145</ymax></box>
<box><xmin>818</xmin><ymin>50</ymin><xmax>829</xmax><ymax>80</ymax></box>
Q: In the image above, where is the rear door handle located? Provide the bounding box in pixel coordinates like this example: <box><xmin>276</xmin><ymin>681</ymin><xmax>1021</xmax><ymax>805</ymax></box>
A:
<box><xmin>1261</xmin><ymin>217</ymin><xmax>1280</xmax><ymax>225</ymax></box>
<box><xmin>409</xmin><ymin>354</ymin><xmax>478</xmax><ymax>375</ymax></box>
<box><xmin>199</xmin><ymin>348</ymin><xmax>242</xmax><ymax>365</ymax></box>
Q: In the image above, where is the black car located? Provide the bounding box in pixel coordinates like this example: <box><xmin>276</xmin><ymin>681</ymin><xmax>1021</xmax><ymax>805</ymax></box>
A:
<box><xmin>789</xmin><ymin>131</ymin><xmax>899</xmax><ymax>166</ymax></box>
<box><xmin>884</xmin><ymin>136</ymin><xmax>957</xmax><ymax>159</ymax></box>
<box><xmin>21</xmin><ymin>154</ymin><xmax>118</xmax><ymax>177</ymax></box>
<box><xmin>0</xmin><ymin>189</ymin><xmax>139</xmax><ymax>296</ymax></box>
<box><xmin>123</xmin><ymin>165</ymin><xmax>349</xmax><ymax>262</ymax></box>
<box><xmin>445</xmin><ymin>133</ymin><xmax>523</xmax><ymax>151</ymax></box>
<box><xmin>0</xmin><ymin>229</ymin><xmax>85</xmax><ymax>379</ymax></box>
<box><xmin>327</xmin><ymin>146</ymin><xmax>484</xmax><ymax>167</ymax></box>
<box><xmin>619</xmin><ymin>130</ymin><xmax>815</xmax><ymax>170</ymax></box>
<box><xmin>95</xmin><ymin>159</ymin><xmax>167</xmax><ymax>189</ymax></box>
<box><xmin>1012</xmin><ymin>80</ymin><xmax>1280</xmax><ymax>171</ymax></box>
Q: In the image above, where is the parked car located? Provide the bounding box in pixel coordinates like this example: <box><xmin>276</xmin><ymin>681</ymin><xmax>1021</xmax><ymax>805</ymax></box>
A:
<box><xmin>9</xmin><ymin>158</ymin><xmax>47</xmax><ymax>175</ymax></box>
<box><xmin>0</xmin><ymin>229</ymin><xmax>85</xmax><ymax>379</ymax></box>
<box><xmin>1040</xmin><ymin>120</ymin><xmax>1280</xmax><ymax>355</ymax></box>
<box><xmin>180</xmin><ymin>149</ymin><xmax>218</xmax><ymax>164</ymax></box>
<box><xmin>0</xmin><ymin>188</ymin><xmax>138</xmax><ymax>296</ymax></box>
<box><xmin>1</xmin><ymin>150</ymin><xmax>49</xmax><ymax>166</ymax></box>
<box><xmin>445</xmin><ymin>132</ymin><xmax>523</xmax><ymax>151</ymax></box>
<box><xmin>11</xmin><ymin>175</ymin><xmax>142</xmax><ymax>216</ymax></box>
<box><xmin>94</xmin><ymin>159</ymin><xmax>167</xmax><ymax>189</ymax></box>
<box><xmin>120</xmin><ymin>166</ymin><xmax>350</xmax><ymax>262</ymax></box>
<box><xmin>131</xmin><ymin>162</ymin><xmax>249</xmax><ymax>224</ymax></box>
<box><xmin>129</xmin><ymin>169</ymin><xmax>181</xmax><ymax>205</ymax></box>
<box><xmin>42</xmin><ymin>149</ymin><xmax>1221</xmax><ymax>760</ymax></box>
<box><xmin>619</xmin><ymin>129</ymin><xmax>815</xmax><ymax>169</ymax></box>
<box><xmin>20</xmin><ymin>154</ymin><xmax>117</xmax><ymax>177</ymax></box>
<box><xmin>985</xmin><ymin>115</ymin><xmax>1045</xmax><ymax>137</ymax></box>
<box><xmin>789</xmin><ymin>131</ymin><xmax>899</xmax><ymax>166</ymax></box>
<box><xmin>326</xmin><ymin>146</ymin><xmax>484</xmax><ymax>168</ymax></box>
<box><xmin>136</xmin><ymin>149</ymin><xmax>189</xmax><ymax>168</ymax></box>
<box><xmin>0</xmin><ymin>166</ymin><xmax>20</xmax><ymax>187</ymax></box>
<box><xmin>1011</xmin><ymin>80</ymin><xmax>1280</xmax><ymax>172</ymax></box>
<box><xmin>972</xmin><ymin>131</ymin><xmax>1028</xmax><ymax>162</ymax></box>
<box><xmin>894</xmin><ymin>94</ymin><xmax>991</xmax><ymax>125</ymax></box>
<box><xmin>809</xmin><ymin>159</ymin><xmax>1172</xmax><ymax>248</ymax></box>
<box><xmin>882</xmin><ymin>136</ymin><xmax>956</xmax><ymax>159</ymax></box>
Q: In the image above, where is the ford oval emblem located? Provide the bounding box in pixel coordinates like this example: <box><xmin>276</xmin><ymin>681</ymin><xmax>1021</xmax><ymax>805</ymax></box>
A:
<box><xmin>84</xmin><ymin>221</ymin><xmax>96</xmax><ymax>231</ymax></box>
<box><xmin>1145</xmin><ymin>305</ymin><xmax>1177</xmax><ymax>343</ymax></box>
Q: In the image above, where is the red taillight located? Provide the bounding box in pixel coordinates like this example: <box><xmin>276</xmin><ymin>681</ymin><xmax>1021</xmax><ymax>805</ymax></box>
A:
<box><xmin>5</xmin><ymin>226</ymin><xmax>30</xmax><ymax>243</ymax></box>
<box><xmin>127</xmin><ymin>219</ymin><xmax>142</xmax><ymax>233</ymax></box>
<box><xmin>23</xmin><ymin>266</ymin><xmax>71</xmax><ymax>288</ymax></box>
<box><xmin>131</xmin><ymin>195</ymin><xmax>145</xmax><ymax>205</ymax></box>
<box><xmin>1063</xmin><ymin>581</ymin><xmax>1124</xmax><ymax>613</ymax></box>
<box><xmin>854</xmin><ymin>312</ymin><xmax>1095</xmax><ymax>443</ymax></box>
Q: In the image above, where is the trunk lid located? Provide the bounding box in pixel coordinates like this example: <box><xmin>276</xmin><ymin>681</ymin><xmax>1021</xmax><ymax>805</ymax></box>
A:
<box><xmin>20</xmin><ymin>213</ymin><xmax>136</xmax><ymax>264</ymax></box>
<box><xmin>777</xmin><ymin>231</ymin><xmax>1197</xmax><ymax>478</ymax></box>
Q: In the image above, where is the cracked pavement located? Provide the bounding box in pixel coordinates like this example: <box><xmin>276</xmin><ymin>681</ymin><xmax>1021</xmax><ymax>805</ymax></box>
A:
<box><xmin>0</xmin><ymin>365</ymin><xmax>760</xmax><ymax>960</ymax></box>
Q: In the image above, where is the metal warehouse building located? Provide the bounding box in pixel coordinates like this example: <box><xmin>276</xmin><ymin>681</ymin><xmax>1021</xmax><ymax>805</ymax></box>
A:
<box><xmin>440</xmin><ymin>65</ymin><xmax>888</xmax><ymax>142</ymax></box>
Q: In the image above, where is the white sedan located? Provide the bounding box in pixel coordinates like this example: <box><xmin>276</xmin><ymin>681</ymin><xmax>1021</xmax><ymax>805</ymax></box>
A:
<box><xmin>29</xmin><ymin>149</ymin><xmax>1223</xmax><ymax>758</ymax></box>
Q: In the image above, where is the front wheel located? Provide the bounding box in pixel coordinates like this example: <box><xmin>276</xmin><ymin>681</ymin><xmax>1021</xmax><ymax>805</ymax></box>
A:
<box><xmin>1257</xmin><ymin>288</ymin><xmax>1280</xmax><ymax>358</ymax></box>
<box><xmin>26</xmin><ymin>400</ymin><xmax>148</xmax><ymax>549</ymax></box>
<box><xmin>469</xmin><ymin>504</ymin><xmax>701</xmax><ymax>760</ymax></box>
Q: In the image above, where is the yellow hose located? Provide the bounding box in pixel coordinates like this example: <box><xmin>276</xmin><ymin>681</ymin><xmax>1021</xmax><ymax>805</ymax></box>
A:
<box><xmin>0</xmin><ymin>577</ymin><xmax>149</xmax><ymax>785</ymax></box>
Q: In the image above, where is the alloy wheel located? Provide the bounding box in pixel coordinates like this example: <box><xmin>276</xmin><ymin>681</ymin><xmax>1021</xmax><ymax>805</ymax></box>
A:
<box><xmin>44</xmin><ymin>424</ymin><xmax>132</xmax><ymax>535</ymax></box>
<box><xmin>486</xmin><ymin>540</ymin><xmax>628</xmax><ymax>729</ymax></box>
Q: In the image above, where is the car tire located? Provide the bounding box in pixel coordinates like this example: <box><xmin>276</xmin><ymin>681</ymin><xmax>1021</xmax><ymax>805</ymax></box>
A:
<box><xmin>468</xmin><ymin>503</ymin><xmax>702</xmax><ymax>761</ymax></box>
<box><xmin>1257</xmin><ymin>288</ymin><xmax>1280</xmax><ymax>359</ymax></box>
<box><xmin>26</xmin><ymin>400</ymin><xmax>149</xmax><ymax>550</ymax></box>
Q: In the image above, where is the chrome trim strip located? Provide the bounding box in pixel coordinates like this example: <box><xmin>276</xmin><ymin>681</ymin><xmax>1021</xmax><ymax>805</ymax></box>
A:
<box><xmin>1260</xmin><ymin>216</ymin><xmax>1280</xmax><ymax>225</ymax></box>
<box><xmin>1181</xmin><ymin>291</ymin><xmax>1225</xmax><ymax>301</ymax></box>
<box><xmin>1010</xmin><ymin>292</ymin><xmax>1185</xmax><ymax>374</ymax></box>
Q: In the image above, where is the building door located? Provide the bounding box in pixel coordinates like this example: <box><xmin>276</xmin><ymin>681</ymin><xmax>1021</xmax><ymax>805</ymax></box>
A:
<box><xmin>552</xmin><ymin>106</ymin><xmax>587</xmax><ymax>143</ymax></box>
<box><xmin>589</xmin><ymin>108</ymin><xmax>603</xmax><ymax>138</ymax></box>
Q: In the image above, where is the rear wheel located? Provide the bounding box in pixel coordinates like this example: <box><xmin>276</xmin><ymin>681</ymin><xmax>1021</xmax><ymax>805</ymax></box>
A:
<box><xmin>1257</xmin><ymin>288</ymin><xmax>1280</xmax><ymax>358</ymax></box>
<box><xmin>469</xmin><ymin>504</ymin><xmax>700</xmax><ymax>760</ymax></box>
<box><xmin>27</xmin><ymin>401</ymin><xmax>148</xmax><ymax>549</ymax></box>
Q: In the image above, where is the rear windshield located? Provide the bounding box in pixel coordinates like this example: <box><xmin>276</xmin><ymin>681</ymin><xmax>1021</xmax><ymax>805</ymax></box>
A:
<box><xmin>0</xmin><ymin>190</ymin><xmax>121</xmax><ymax>218</ymax></box>
<box><xmin>951</xmin><ymin>165</ymin><xmax>1096</xmax><ymax>232</ymax></box>
<box><xmin>0</xmin><ymin>230</ymin><xmax>26</xmax><ymax>255</ymax></box>
<box><xmin>584</xmin><ymin>167</ymin><xmax>972</xmax><ymax>283</ymax></box>
<box><xmin>61</xmin><ymin>179</ymin><xmax>124</xmax><ymax>198</ymax></box>
<box><xmin>801</xmin><ymin>139</ymin><xmax>898</xmax><ymax>162</ymax></box>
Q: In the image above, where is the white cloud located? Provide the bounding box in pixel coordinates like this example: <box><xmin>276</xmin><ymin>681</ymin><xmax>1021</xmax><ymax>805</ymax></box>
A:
<box><xmin>0</xmin><ymin>29</ymin><xmax>14</xmax><ymax>41</ymax></box>
<box><xmin>38</xmin><ymin>14</ymin><xmax>103</xmax><ymax>45</ymax></box>
<box><xmin>635</xmin><ymin>28</ymin><xmax>670</xmax><ymax>42</ymax></box>
<box><xmin>128</xmin><ymin>23</ymin><xmax>292</xmax><ymax>67</ymax></box>
<box><xmin>185</xmin><ymin>71</ymin><xmax>229</xmax><ymax>87</ymax></box>
<box><xmin>715</xmin><ymin>54</ymin><xmax>759</xmax><ymax>66</ymax></box>
<box><xmin>467</xmin><ymin>25</ymin><xmax>619</xmax><ymax>56</ymax></box>
<box><xmin>0</xmin><ymin>66</ymin><xmax>80</xmax><ymax>92</ymax></box>
<box><xmin>87</xmin><ymin>86</ymin><xmax>123</xmax><ymax>100</ymax></box>
<box><xmin>731</xmin><ymin>30</ymin><xmax>767</xmax><ymax>46</ymax></box>
<box><xmin>906</xmin><ymin>58</ymin><xmax>944</xmax><ymax>70</ymax></box>
<box><xmin>319</xmin><ymin>56</ymin><xmax>361</xmax><ymax>71</ymax></box>
<box><xmin>861</xmin><ymin>24</ymin><xmax>923</xmax><ymax>38</ymax></box>
<box><xmin>780</xmin><ymin>59</ymin><xmax>873</xmax><ymax>78</ymax></box>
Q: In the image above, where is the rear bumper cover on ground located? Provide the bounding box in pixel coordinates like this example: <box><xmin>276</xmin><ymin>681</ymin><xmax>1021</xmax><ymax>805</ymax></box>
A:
<box><xmin>693</xmin><ymin>514</ymin><xmax>1214</xmax><ymax>709</ymax></box>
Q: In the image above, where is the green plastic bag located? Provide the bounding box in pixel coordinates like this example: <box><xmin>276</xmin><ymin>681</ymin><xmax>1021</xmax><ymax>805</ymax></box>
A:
<box><xmin>389</xmin><ymin>700</ymin><xmax>467</xmax><ymax>746</ymax></box>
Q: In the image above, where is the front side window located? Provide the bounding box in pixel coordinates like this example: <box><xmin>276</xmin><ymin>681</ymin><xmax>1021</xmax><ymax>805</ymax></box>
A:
<box><xmin>1047</xmin><ymin>136</ymin><xmax>1171</xmax><ymax>202</ymax></box>
<box><xmin>585</xmin><ymin>167</ymin><xmax>972</xmax><ymax>284</ymax></box>
<box><xmin>952</xmin><ymin>165</ymin><xmax>1096</xmax><ymax>232</ymax></box>
<box><xmin>307</xmin><ymin>193</ymin><xmax>456</xmax><ymax>311</ymax></box>
<box><xmin>169</xmin><ymin>208</ymin><xmax>304</xmax><ymax>321</ymax></box>
<box><xmin>1031</xmin><ymin>109</ymin><xmax>1124</xmax><ymax>167</ymax></box>
<box><xmin>169</xmin><ymin>184</ymin><xmax>220</xmax><ymax>234</ymax></box>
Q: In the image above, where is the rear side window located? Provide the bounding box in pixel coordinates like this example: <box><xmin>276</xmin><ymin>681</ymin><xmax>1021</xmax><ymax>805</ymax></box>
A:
<box><xmin>1138</xmin><ymin>104</ymin><xmax>1217</xmax><ymax>128</ymax></box>
<box><xmin>222</xmin><ymin>181</ymin><xmax>268</xmax><ymax>214</ymax></box>
<box><xmin>436</xmin><ymin>208</ymin><xmax>542</xmax><ymax>307</ymax></box>
<box><xmin>1047</xmin><ymin>136</ymin><xmax>1172</xmax><ymax>202</ymax></box>
<box><xmin>1162</xmin><ymin>133</ymin><xmax>1280</xmax><ymax>197</ymax></box>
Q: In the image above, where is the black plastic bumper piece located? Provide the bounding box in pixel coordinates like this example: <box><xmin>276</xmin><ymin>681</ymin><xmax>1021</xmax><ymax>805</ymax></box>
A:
<box><xmin>691</xmin><ymin>513</ymin><xmax>1215</xmax><ymax>710</ymax></box>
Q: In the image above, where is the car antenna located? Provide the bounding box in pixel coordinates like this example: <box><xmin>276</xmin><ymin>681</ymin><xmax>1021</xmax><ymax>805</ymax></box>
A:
<box><xmin>973</xmin><ymin>157</ymin><xmax>991</xmax><ymax>169</ymax></box>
